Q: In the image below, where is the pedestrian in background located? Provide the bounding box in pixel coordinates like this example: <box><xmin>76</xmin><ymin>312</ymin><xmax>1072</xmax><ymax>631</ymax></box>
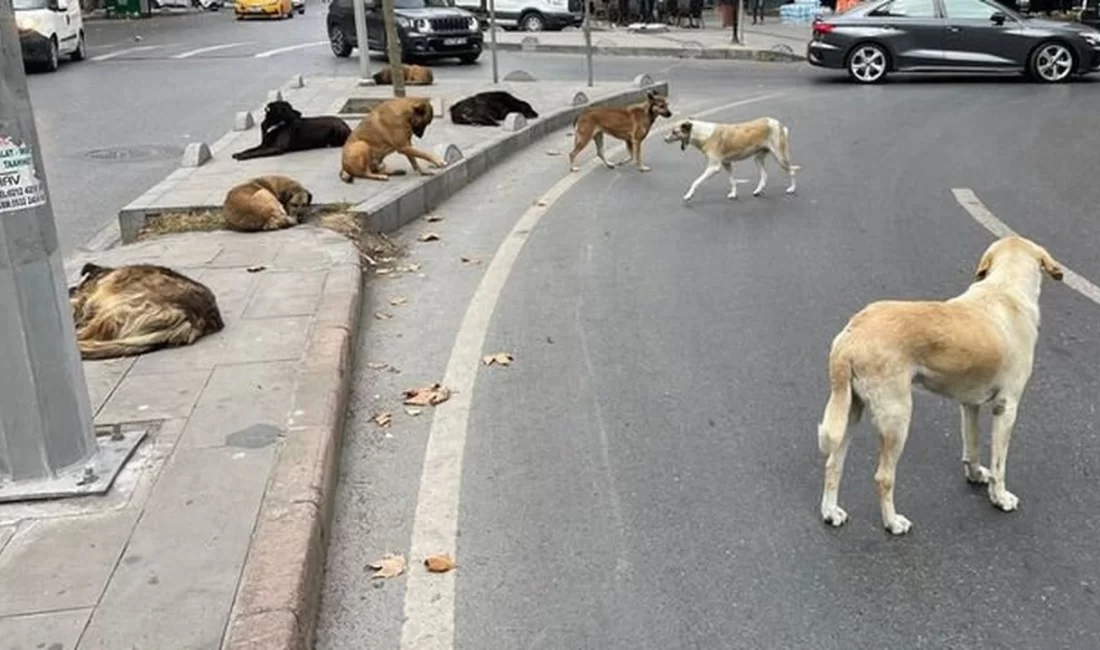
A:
<box><xmin>751</xmin><ymin>0</ymin><xmax>765</xmax><ymax>23</ymax></box>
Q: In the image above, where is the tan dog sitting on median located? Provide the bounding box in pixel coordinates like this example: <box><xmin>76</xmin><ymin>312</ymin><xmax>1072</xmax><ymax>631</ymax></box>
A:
<box><xmin>371</xmin><ymin>64</ymin><xmax>435</xmax><ymax>86</ymax></box>
<box><xmin>568</xmin><ymin>91</ymin><xmax>672</xmax><ymax>173</ymax></box>
<box><xmin>340</xmin><ymin>96</ymin><xmax>445</xmax><ymax>183</ymax></box>
<box><xmin>223</xmin><ymin>175</ymin><xmax>313</xmax><ymax>232</ymax></box>
<box><xmin>69</xmin><ymin>263</ymin><xmax>225</xmax><ymax>360</ymax></box>
<box><xmin>817</xmin><ymin>235</ymin><xmax>1064</xmax><ymax>535</ymax></box>
<box><xmin>662</xmin><ymin>117</ymin><xmax>800</xmax><ymax>202</ymax></box>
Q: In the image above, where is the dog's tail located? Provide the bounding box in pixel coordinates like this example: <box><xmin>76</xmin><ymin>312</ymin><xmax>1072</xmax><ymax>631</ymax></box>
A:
<box><xmin>772</xmin><ymin>119</ymin><xmax>802</xmax><ymax>173</ymax></box>
<box><xmin>818</xmin><ymin>350</ymin><xmax>855</xmax><ymax>456</ymax></box>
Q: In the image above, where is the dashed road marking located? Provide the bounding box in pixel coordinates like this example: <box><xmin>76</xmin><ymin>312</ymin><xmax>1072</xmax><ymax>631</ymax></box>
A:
<box><xmin>172</xmin><ymin>41</ymin><xmax>254</xmax><ymax>59</ymax></box>
<box><xmin>399</xmin><ymin>90</ymin><xmax>793</xmax><ymax>650</ymax></box>
<box><xmin>89</xmin><ymin>45</ymin><xmax>162</xmax><ymax>61</ymax></box>
<box><xmin>253</xmin><ymin>40</ymin><xmax>327</xmax><ymax>58</ymax></box>
<box><xmin>953</xmin><ymin>187</ymin><xmax>1100</xmax><ymax>305</ymax></box>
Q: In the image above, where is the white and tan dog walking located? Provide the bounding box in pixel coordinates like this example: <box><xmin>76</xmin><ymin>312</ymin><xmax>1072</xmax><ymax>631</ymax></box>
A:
<box><xmin>663</xmin><ymin>116</ymin><xmax>800</xmax><ymax>202</ymax></box>
<box><xmin>816</xmin><ymin>235</ymin><xmax>1064</xmax><ymax>535</ymax></box>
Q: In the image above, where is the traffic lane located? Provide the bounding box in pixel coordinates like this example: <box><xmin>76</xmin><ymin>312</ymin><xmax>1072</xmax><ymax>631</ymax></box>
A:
<box><xmin>82</xmin><ymin>9</ymin><xmax>237</xmax><ymax>52</ymax></box>
<box><xmin>456</xmin><ymin>84</ymin><xmax>1100</xmax><ymax>649</ymax></box>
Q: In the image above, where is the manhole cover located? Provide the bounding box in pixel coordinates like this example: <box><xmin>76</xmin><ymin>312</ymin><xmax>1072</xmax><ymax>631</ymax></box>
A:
<box><xmin>82</xmin><ymin>144</ymin><xmax>183</xmax><ymax>162</ymax></box>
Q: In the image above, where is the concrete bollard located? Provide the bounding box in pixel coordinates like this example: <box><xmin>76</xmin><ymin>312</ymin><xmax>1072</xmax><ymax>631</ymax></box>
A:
<box><xmin>520</xmin><ymin>36</ymin><xmax>539</xmax><ymax>51</ymax></box>
<box><xmin>181</xmin><ymin>142</ymin><xmax>213</xmax><ymax>168</ymax></box>
<box><xmin>680</xmin><ymin>41</ymin><xmax>705</xmax><ymax>58</ymax></box>
<box><xmin>571</xmin><ymin>91</ymin><xmax>589</xmax><ymax>106</ymax></box>
<box><xmin>501</xmin><ymin>112</ymin><xmax>527</xmax><ymax>131</ymax></box>
<box><xmin>633</xmin><ymin>73</ymin><xmax>654</xmax><ymax>88</ymax></box>
<box><xmin>234</xmin><ymin>111</ymin><xmax>255</xmax><ymax>131</ymax></box>
<box><xmin>433</xmin><ymin>143</ymin><xmax>464</xmax><ymax>165</ymax></box>
<box><xmin>267</xmin><ymin>89</ymin><xmax>284</xmax><ymax>103</ymax></box>
<box><xmin>502</xmin><ymin>69</ymin><xmax>537</xmax><ymax>82</ymax></box>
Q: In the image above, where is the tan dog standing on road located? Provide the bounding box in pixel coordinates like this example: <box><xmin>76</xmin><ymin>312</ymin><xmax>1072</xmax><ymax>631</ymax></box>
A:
<box><xmin>371</xmin><ymin>64</ymin><xmax>435</xmax><ymax>86</ymax></box>
<box><xmin>340</xmin><ymin>97</ymin><xmax>445</xmax><ymax>183</ymax></box>
<box><xmin>223</xmin><ymin>175</ymin><xmax>313</xmax><ymax>232</ymax></box>
<box><xmin>568</xmin><ymin>91</ymin><xmax>672</xmax><ymax>173</ymax></box>
<box><xmin>69</xmin><ymin>263</ymin><xmax>225</xmax><ymax>360</ymax></box>
<box><xmin>817</xmin><ymin>235</ymin><xmax>1064</xmax><ymax>535</ymax></box>
<box><xmin>662</xmin><ymin>117</ymin><xmax>800</xmax><ymax>202</ymax></box>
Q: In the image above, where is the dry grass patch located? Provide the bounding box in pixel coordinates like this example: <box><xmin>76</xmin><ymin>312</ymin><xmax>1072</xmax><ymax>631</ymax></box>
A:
<box><xmin>136</xmin><ymin>210</ymin><xmax>225</xmax><ymax>240</ymax></box>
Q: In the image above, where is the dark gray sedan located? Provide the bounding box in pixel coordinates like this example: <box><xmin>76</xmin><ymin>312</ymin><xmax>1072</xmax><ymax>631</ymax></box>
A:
<box><xmin>806</xmin><ymin>0</ymin><xmax>1100</xmax><ymax>83</ymax></box>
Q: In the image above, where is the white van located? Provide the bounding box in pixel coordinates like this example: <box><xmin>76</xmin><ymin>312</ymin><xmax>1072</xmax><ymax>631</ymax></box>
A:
<box><xmin>14</xmin><ymin>0</ymin><xmax>86</xmax><ymax>73</ymax></box>
<box><xmin>454</xmin><ymin>0</ymin><xmax>582</xmax><ymax>31</ymax></box>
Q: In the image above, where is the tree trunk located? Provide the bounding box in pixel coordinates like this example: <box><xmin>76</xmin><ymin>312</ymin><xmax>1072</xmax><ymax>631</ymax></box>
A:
<box><xmin>382</xmin><ymin>0</ymin><xmax>406</xmax><ymax>98</ymax></box>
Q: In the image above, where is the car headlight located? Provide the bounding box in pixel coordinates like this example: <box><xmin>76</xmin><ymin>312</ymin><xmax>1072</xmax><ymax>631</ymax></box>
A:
<box><xmin>16</xmin><ymin>15</ymin><xmax>39</xmax><ymax>31</ymax></box>
<box><xmin>396</xmin><ymin>15</ymin><xmax>410</xmax><ymax>28</ymax></box>
<box><xmin>467</xmin><ymin>15</ymin><xmax>479</xmax><ymax>30</ymax></box>
<box><xmin>414</xmin><ymin>18</ymin><xmax>432</xmax><ymax>32</ymax></box>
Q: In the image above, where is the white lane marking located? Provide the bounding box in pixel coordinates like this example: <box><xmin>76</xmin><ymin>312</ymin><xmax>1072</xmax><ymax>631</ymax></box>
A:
<box><xmin>953</xmin><ymin>188</ymin><xmax>1100</xmax><ymax>305</ymax></box>
<box><xmin>253</xmin><ymin>40</ymin><xmax>327</xmax><ymax>58</ymax></box>
<box><xmin>89</xmin><ymin>45</ymin><xmax>161</xmax><ymax>62</ymax></box>
<box><xmin>172</xmin><ymin>41</ymin><xmax>254</xmax><ymax>59</ymax></box>
<box><xmin>399</xmin><ymin>91</ymin><xmax>792</xmax><ymax>650</ymax></box>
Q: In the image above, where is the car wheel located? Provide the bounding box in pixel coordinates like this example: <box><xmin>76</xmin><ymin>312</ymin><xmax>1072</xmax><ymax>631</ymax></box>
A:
<box><xmin>330</xmin><ymin>26</ymin><xmax>353</xmax><ymax>57</ymax></box>
<box><xmin>846</xmin><ymin>42</ymin><xmax>888</xmax><ymax>84</ymax></box>
<box><xmin>44</xmin><ymin>37</ymin><xmax>60</xmax><ymax>72</ymax></box>
<box><xmin>71</xmin><ymin>30</ymin><xmax>86</xmax><ymax>61</ymax></box>
<box><xmin>1030</xmin><ymin>41</ymin><xmax>1074</xmax><ymax>83</ymax></box>
<box><xmin>519</xmin><ymin>10</ymin><xmax>545</xmax><ymax>31</ymax></box>
<box><xmin>459</xmin><ymin>52</ymin><xmax>479</xmax><ymax>64</ymax></box>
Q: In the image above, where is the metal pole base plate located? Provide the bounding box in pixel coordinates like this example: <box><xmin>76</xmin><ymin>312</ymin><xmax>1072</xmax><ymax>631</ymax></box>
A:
<box><xmin>0</xmin><ymin>422</ymin><xmax>149</xmax><ymax>504</ymax></box>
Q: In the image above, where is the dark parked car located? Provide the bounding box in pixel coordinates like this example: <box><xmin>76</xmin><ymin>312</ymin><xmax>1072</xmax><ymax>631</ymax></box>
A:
<box><xmin>806</xmin><ymin>0</ymin><xmax>1100</xmax><ymax>83</ymax></box>
<box><xmin>327</xmin><ymin>0</ymin><xmax>484</xmax><ymax>63</ymax></box>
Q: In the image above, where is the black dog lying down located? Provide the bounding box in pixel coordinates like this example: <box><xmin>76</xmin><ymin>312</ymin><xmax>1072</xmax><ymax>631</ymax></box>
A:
<box><xmin>232</xmin><ymin>100</ymin><xmax>352</xmax><ymax>161</ymax></box>
<box><xmin>449</xmin><ymin>91</ymin><xmax>539</xmax><ymax>127</ymax></box>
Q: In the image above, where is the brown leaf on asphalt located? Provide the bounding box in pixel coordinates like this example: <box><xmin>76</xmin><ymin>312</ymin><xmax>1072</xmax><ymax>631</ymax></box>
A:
<box><xmin>425</xmin><ymin>214</ymin><xmax>444</xmax><ymax>223</ymax></box>
<box><xmin>419</xmin><ymin>232</ymin><xmax>441</xmax><ymax>242</ymax></box>
<box><xmin>390</xmin><ymin>296</ymin><xmax>408</xmax><ymax>306</ymax></box>
<box><xmin>461</xmin><ymin>256</ymin><xmax>483</xmax><ymax>266</ymax></box>
<box><xmin>482</xmin><ymin>352</ymin><xmax>514</xmax><ymax>367</ymax></box>
<box><xmin>368</xmin><ymin>553</ymin><xmax>407</xmax><ymax>579</ymax></box>
<box><xmin>371</xmin><ymin>412</ymin><xmax>393</xmax><ymax>428</ymax></box>
<box><xmin>403</xmin><ymin>383</ymin><xmax>451</xmax><ymax>407</ymax></box>
<box><xmin>246</xmin><ymin>265</ymin><xmax>267</xmax><ymax>273</ymax></box>
<box><xmin>535</xmin><ymin>200</ymin><xmax>548</xmax><ymax>207</ymax></box>
<box><xmin>424</xmin><ymin>554</ymin><xmax>456</xmax><ymax>573</ymax></box>
<box><xmin>404</xmin><ymin>407</ymin><xmax>423</xmax><ymax>416</ymax></box>
<box><xmin>374</xmin><ymin>311</ymin><xmax>394</xmax><ymax>321</ymax></box>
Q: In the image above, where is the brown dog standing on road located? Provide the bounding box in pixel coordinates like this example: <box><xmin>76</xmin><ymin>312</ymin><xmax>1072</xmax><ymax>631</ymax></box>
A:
<box><xmin>340</xmin><ymin>97</ymin><xmax>445</xmax><ymax>183</ymax></box>
<box><xmin>371</xmin><ymin>64</ymin><xmax>435</xmax><ymax>86</ymax></box>
<box><xmin>817</xmin><ymin>235</ymin><xmax>1064</xmax><ymax>536</ymax></box>
<box><xmin>568</xmin><ymin>91</ymin><xmax>672</xmax><ymax>173</ymax></box>
<box><xmin>69</xmin><ymin>263</ymin><xmax>225</xmax><ymax>361</ymax></box>
<box><xmin>223</xmin><ymin>175</ymin><xmax>313</xmax><ymax>232</ymax></box>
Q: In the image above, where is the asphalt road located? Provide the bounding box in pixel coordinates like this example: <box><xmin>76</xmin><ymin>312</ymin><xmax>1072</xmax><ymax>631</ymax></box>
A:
<box><xmin>317</xmin><ymin>67</ymin><xmax>1100</xmax><ymax>649</ymax></box>
<box><xmin>29</xmin><ymin>6</ymin><xmax>704</xmax><ymax>256</ymax></box>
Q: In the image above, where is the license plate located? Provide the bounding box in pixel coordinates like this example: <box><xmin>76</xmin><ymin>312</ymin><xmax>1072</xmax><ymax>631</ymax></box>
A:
<box><xmin>443</xmin><ymin>37</ymin><xmax>466</xmax><ymax>46</ymax></box>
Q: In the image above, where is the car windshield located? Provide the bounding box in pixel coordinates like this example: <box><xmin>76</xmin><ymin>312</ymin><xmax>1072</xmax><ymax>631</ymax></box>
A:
<box><xmin>12</xmin><ymin>0</ymin><xmax>50</xmax><ymax>10</ymax></box>
<box><xmin>393</xmin><ymin>0</ymin><xmax>451</xmax><ymax>7</ymax></box>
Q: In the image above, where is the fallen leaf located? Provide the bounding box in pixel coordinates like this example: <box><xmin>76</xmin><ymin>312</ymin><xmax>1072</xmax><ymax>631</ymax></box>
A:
<box><xmin>404</xmin><ymin>407</ymin><xmax>423</xmax><ymax>416</ymax></box>
<box><xmin>425</xmin><ymin>214</ymin><xmax>444</xmax><ymax>222</ymax></box>
<box><xmin>246</xmin><ymin>265</ymin><xmax>267</xmax><ymax>273</ymax></box>
<box><xmin>368</xmin><ymin>553</ymin><xmax>407</xmax><ymax>579</ymax></box>
<box><xmin>461</xmin><ymin>256</ymin><xmax>483</xmax><ymax>266</ymax></box>
<box><xmin>374</xmin><ymin>312</ymin><xmax>394</xmax><ymax>321</ymax></box>
<box><xmin>376</xmin><ymin>268</ymin><xmax>393</xmax><ymax>275</ymax></box>
<box><xmin>404</xmin><ymin>383</ymin><xmax>451</xmax><ymax>407</ymax></box>
<box><xmin>402</xmin><ymin>263</ymin><xmax>422</xmax><ymax>273</ymax></box>
<box><xmin>367</xmin><ymin>362</ymin><xmax>389</xmax><ymax>370</ymax></box>
<box><xmin>535</xmin><ymin>200</ymin><xmax>548</xmax><ymax>207</ymax></box>
<box><xmin>372</xmin><ymin>412</ymin><xmax>393</xmax><ymax>427</ymax></box>
<box><xmin>419</xmin><ymin>232</ymin><xmax>441</xmax><ymax>242</ymax></box>
<box><xmin>390</xmin><ymin>296</ymin><xmax>408</xmax><ymax>306</ymax></box>
<box><xmin>424</xmin><ymin>554</ymin><xmax>456</xmax><ymax>573</ymax></box>
<box><xmin>545</xmin><ymin>150</ymin><xmax>562</xmax><ymax>156</ymax></box>
<box><xmin>482</xmin><ymin>352</ymin><xmax>514</xmax><ymax>367</ymax></box>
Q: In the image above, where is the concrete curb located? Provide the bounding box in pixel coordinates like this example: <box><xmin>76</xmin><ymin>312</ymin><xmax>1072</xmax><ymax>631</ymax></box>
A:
<box><xmin>220</xmin><ymin>259</ymin><xmax>363</xmax><ymax>650</ymax></box>
<box><xmin>492</xmin><ymin>40</ymin><xmax>805</xmax><ymax>61</ymax></box>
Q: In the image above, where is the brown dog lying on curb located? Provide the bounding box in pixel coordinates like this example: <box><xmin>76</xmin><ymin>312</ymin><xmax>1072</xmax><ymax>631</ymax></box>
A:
<box><xmin>223</xmin><ymin>175</ymin><xmax>313</xmax><ymax>232</ymax></box>
<box><xmin>817</xmin><ymin>235</ymin><xmax>1064</xmax><ymax>536</ymax></box>
<box><xmin>568</xmin><ymin>91</ymin><xmax>672</xmax><ymax>173</ymax></box>
<box><xmin>371</xmin><ymin>64</ymin><xmax>435</xmax><ymax>86</ymax></box>
<box><xmin>340</xmin><ymin>96</ymin><xmax>445</xmax><ymax>183</ymax></box>
<box><xmin>70</xmin><ymin>263</ymin><xmax>225</xmax><ymax>360</ymax></box>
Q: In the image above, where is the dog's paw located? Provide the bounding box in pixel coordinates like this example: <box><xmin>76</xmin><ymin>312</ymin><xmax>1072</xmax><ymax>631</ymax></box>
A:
<box><xmin>752</xmin><ymin>188</ymin><xmax>765</xmax><ymax>198</ymax></box>
<box><xmin>418</xmin><ymin>169</ymin><xmax>437</xmax><ymax>177</ymax></box>
<box><xmin>569</xmin><ymin>166</ymin><xmax>581</xmax><ymax>173</ymax></box>
<box><xmin>785</xmin><ymin>186</ymin><xmax>796</xmax><ymax>195</ymax></box>
<box><xmin>637</xmin><ymin>166</ymin><xmax>652</xmax><ymax>172</ymax></box>
<box><xmin>965</xmin><ymin>463</ymin><xmax>992</xmax><ymax>485</ymax></box>
<box><xmin>682</xmin><ymin>193</ymin><xmax>694</xmax><ymax>203</ymax></box>
<box><xmin>989</xmin><ymin>488</ymin><xmax>1019</xmax><ymax>512</ymax></box>
<box><xmin>727</xmin><ymin>192</ymin><xmax>738</xmax><ymax>201</ymax></box>
<box><xmin>884</xmin><ymin>514</ymin><xmax>912</xmax><ymax>536</ymax></box>
<box><xmin>822</xmin><ymin>505</ymin><xmax>848</xmax><ymax>527</ymax></box>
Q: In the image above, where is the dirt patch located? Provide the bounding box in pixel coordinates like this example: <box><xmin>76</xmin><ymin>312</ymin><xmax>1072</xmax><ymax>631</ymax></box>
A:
<box><xmin>137</xmin><ymin>210</ymin><xmax>225</xmax><ymax>239</ymax></box>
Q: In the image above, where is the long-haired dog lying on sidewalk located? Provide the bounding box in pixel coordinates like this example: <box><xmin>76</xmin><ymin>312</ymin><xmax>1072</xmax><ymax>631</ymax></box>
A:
<box><xmin>69</xmin><ymin>263</ymin><xmax>225</xmax><ymax>360</ymax></box>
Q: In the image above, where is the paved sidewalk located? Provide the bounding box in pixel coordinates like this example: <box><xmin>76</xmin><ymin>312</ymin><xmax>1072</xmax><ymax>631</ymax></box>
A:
<box><xmin>0</xmin><ymin>226</ymin><xmax>361</xmax><ymax>650</ymax></box>
<box><xmin>490</xmin><ymin>22</ymin><xmax>811</xmax><ymax>60</ymax></box>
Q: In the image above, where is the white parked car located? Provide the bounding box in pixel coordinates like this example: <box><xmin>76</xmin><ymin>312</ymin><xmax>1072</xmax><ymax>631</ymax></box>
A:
<box><xmin>454</xmin><ymin>0</ymin><xmax>582</xmax><ymax>31</ymax></box>
<box><xmin>14</xmin><ymin>0</ymin><xmax>86</xmax><ymax>72</ymax></box>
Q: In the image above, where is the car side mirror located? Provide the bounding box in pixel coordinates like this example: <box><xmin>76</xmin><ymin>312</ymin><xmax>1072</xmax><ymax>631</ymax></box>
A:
<box><xmin>990</xmin><ymin>10</ymin><xmax>1006</xmax><ymax>24</ymax></box>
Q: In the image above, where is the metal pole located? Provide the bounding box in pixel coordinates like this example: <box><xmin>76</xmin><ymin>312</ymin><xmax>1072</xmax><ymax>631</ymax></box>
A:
<box><xmin>737</xmin><ymin>0</ymin><xmax>744</xmax><ymax>43</ymax></box>
<box><xmin>354</xmin><ymin>0</ymin><xmax>372</xmax><ymax>84</ymax></box>
<box><xmin>382</xmin><ymin>0</ymin><xmax>406</xmax><ymax>97</ymax></box>
<box><xmin>0</xmin><ymin>0</ymin><xmax>96</xmax><ymax>488</ymax></box>
<box><xmin>489</xmin><ymin>0</ymin><xmax>499</xmax><ymax>84</ymax></box>
<box><xmin>583</xmin><ymin>0</ymin><xmax>593</xmax><ymax>87</ymax></box>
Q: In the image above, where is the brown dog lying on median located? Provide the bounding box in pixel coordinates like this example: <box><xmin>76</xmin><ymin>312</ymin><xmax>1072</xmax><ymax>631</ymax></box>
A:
<box><xmin>69</xmin><ymin>263</ymin><xmax>225</xmax><ymax>360</ymax></box>
<box><xmin>340</xmin><ymin>96</ymin><xmax>445</xmax><ymax>183</ymax></box>
<box><xmin>568</xmin><ymin>90</ymin><xmax>672</xmax><ymax>173</ymax></box>
<box><xmin>223</xmin><ymin>174</ymin><xmax>313</xmax><ymax>232</ymax></box>
<box><xmin>371</xmin><ymin>64</ymin><xmax>435</xmax><ymax>86</ymax></box>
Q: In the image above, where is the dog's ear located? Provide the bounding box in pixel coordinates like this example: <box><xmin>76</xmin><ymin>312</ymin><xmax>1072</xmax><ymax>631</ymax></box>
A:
<box><xmin>974</xmin><ymin>251</ymin><xmax>993</xmax><ymax>281</ymax></box>
<box><xmin>679</xmin><ymin>121</ymin><xmax>692</xmax><ymax>151</ymax></box>
<box><xmin>1038</xmin><ymin>248</ymin><xmax>1064</xmax><ymax>281</ymax></box>
<box><xmin>305</xmin><ymin>190</ymin><xmax>314</xmax><ymax>206</ymax></box>
<box><xmin>646</xmin><ymin>90</ymin><xmax>656</xmax><ymax>100</ymax></box>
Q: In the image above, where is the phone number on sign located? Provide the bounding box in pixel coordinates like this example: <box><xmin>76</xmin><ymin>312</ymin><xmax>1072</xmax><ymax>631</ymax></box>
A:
<box><xmin>0</xmin><ymin>187</ymin><xmax>45</xmax><ymax>212</ymax></box>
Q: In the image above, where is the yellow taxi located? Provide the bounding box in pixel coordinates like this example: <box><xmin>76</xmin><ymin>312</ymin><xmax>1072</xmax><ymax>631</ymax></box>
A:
<box><xmin>234</xmin><ymin>0</ymin><xmax>294</xmax><ymax>20</ymax></box>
